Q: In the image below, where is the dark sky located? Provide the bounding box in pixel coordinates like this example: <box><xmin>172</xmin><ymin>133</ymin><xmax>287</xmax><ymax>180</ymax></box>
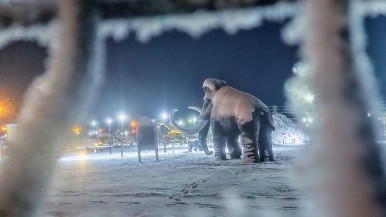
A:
<box><xmin>0</xmin><ymin>16</ymin><xmax>385</xmax><ymax>123</ymax></box>
<box><xmin>101</xmin><ymin>20</ymin><xmax>298</xmax><ymax>119</ymax></box>
<box><xmin>365</xmin><ymin>15</ymin><xmax>386</xmax><ymax>100</ymax></box>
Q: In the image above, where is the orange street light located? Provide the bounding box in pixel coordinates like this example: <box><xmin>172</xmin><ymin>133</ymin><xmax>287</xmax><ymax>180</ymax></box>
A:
<box><xmin>72</xmin><ymin>125</ymin><xmax>81</xmax><ymax>134</ymax></box>
<box><xmin>0</xmin><ymin>105</ymin><xmax>5</xmax><ymax>114</ymax></box>
<box><xmin>1</xmin><ymin>125</ymin><xmax>6</xmax><ymax>133</ymax></box>
<box><xmin>130</xmin><ymin>121</ymin><xmax>137</xmax><ymax>128</ymax></box>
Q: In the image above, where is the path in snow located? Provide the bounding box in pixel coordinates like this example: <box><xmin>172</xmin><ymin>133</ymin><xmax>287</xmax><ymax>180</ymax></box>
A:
<box><xmin>42</xmin><ymin>144</ymin><xmax>306</xmax><ymax>217</ymax></box>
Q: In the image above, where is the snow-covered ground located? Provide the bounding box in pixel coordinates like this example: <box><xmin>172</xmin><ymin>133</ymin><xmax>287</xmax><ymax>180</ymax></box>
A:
<box><xmin>40</xmin><ymin>143</ymin><xmax>306</xmax><ymax>217</ymax></box>
<box><xmin>272</xmin><ymin>113</ymin><xmax>308</xmax><ymax>145</ymax></box>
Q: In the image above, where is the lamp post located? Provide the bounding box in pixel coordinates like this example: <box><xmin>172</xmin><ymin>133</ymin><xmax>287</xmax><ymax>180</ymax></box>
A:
<box><xmin>91</xmin><ymin>120</ymin><xmax>99</xmax><ymax>148</ymax></box>
<box><xmin>91</xmin><ymin>120</ymin><xmax>98</xmax><ymax>137</ymax></box>
<box><xmin>161</xmin><ymin>112</ymin><xmax>167</xmax><ymax>153</ymax></box>
<box><xmin>106</xmin><ymin>118</ymin><xmax>112</xmax><ymax>154</ymax></box>
<box><xmin>118</xmin><ymin>113</ymin><xmax>126</xmax><ymax>157</ymax></box>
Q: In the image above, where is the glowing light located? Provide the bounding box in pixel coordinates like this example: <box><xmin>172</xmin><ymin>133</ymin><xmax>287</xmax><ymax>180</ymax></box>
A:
<box><xmin>78</xmin><ymin>153</ymin><xmax>87</xmax><ymax>161</ymax></box>
<box><xmin>106</xmin><ymin>118</ymin><xmax>113</xmax><ymax>124</ymax></box>
<box><xmin>178</xmin><ymin>120</ymin><xmax>185</xmax><ymax>126</ymax></box>
<box><xmin>72</xmin><ymin>125</ymin><xmax>81</xmax><ymax>134</ymax></box>
<box><xmin>130</xmin><ymin>121</ymin><xmax>137</xmax><ymax>127</ymax></box>
<box><xmin>1</xmin><ymin>125</ymin><xmax>6</xmax><ymax>133</ymax></box>
<box><xmin>118</xmin><ymin>113</ymin><xmax>127</xmax><ymax>122</ymax></box>
<box><xmin>192</xmin><ymin>117</ymin><xmax>198</xmax><ymax>123</ymax></box>
<box><xmin>161</xmin><ymin>113</ymin><xmax>167</xmax><ymax>121</ymax></box>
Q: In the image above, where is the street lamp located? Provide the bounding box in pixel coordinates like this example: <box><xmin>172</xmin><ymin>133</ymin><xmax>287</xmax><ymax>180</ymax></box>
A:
<box><xmin>118</xmin><ymin>113</ymin><xmax>126</xmax><ymax>136</ymax></box>
<box><xmin>91</xmin><ymin>120</ymin><xmax>99</xmax><ymax>137</ymax></box>
<box><xmin>118</xmin><ymin>113</ymin><xmax>127</xmax><ymax>157</ymax></box>
<box><xmin>161</xmin><ymin>112</ymin><xmax>167</xmax><ymax>121</ymax></box>
<box><xmin>106</xmin><ymin>118</ymin><xmax>113</xmax><ymax>154</ymax></box>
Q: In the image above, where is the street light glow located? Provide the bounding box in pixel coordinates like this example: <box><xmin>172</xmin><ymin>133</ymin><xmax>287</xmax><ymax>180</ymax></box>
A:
<box><xmin>192</xmin><ymin>117</ymin><xmax>197</xmax><ymax>123</ymax></box>
<box><xmin>91</xmin><ymin>120</ymin><xmax>98</xmax><ymax>126</ymax></box>
<box><xmin>161</xmin><ymin>113</ymin><xmax>167</xmax><ymax>121</ymax></box>
<box><xmin>118</xmin><ymin>113</ymin><xmax>126</xmax><ymax>122</ymax></box>
<box><xmin>0</xmin><ymin>105</ymin><xmax>4</xmax><ymax>114</ymax></box>
<box><xmin>178</xmin><ymin>120</ymin><xmax>184</xmax><ymax>126</ymax></box>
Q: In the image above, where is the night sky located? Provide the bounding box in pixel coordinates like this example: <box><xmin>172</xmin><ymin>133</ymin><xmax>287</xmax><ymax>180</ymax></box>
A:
<box><xmin>102</xmin><ymin>20</ymin><xmax>298</xmax><ymax>119</ymax></box>
<box><xmin>0</xmin><ymin>16</ymin><xmax>385</xmax><ymax>123</ymax></box>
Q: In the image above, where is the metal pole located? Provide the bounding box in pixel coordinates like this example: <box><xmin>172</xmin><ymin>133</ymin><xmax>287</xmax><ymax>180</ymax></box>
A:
<box><xmin>120</xmin><ymin>121</ymin><xmax>123</xmax><ymax>157</ymax></box>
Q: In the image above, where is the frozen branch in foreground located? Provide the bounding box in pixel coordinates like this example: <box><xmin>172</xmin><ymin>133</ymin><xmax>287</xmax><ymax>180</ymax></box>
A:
<box><xmin>292</xmin><ymin>0</ymin><xmax>386</xmax><ymax>217</ymax></box>
<box><xmin>0</xmin><ymin>1</ymin><xmax>103</xmax><ymax>216</ymax></box>
<box><xmin>100</xmin><ymin>2</ymin><xmax>300</xmax><ymax>43</ymax></box>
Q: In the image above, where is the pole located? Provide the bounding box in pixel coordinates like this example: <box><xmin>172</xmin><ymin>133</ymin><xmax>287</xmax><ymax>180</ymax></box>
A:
<box><xmin>108</xmin><ymin>122</ymin><xmax>112</xmax><ymax>154</ymax></box>
<box><xmin>120</xmin><ymin>121</ymin><xmax>123</xmax><ymax>157</ymax></box>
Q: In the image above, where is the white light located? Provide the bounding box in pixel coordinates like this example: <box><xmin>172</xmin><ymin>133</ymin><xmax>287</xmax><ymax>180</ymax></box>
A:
<box><xmin>192</xmin><ymin>117</ymin><xmax>198</xmax><ymax>123</ymax></box>
<box><xmin>118</xmin><ymin>113</ymin><xmax>127</xmax><ymax>122</ymax></box>
<box><xmin>178</xmin><ymin>120</ymin><xmax>184</xmax><ymax>126</ymax></box>
<box><xmin>161</xmin><ymin>113</ymin><xmax>167</xmax><ymax>121</ymax></box>
<box><xmin>91</xmin><ymin>120</ymin><xmax>97</xmax><ymax>126</ymax></box>
<box><xmin>78</xmin><ymin>153</ymin><xmax>87</xmax><ymax>161</ymax></box>
<box><xmin>106</xmin><ymin>118</ymin><xmax>113</xmax><ymax>124</ymax></box>
<box><xmin>367</xmin><ymin>113</ymin><xmax>371</xmax><ymax>117</ymax></box>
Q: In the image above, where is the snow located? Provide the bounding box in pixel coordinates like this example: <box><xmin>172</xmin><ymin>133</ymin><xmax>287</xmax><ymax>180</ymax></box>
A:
<box><xmin>0</xmin><ymin>23</ymin><xmax>53</xmax><ymax>49</ymax></box>
<box><xmin>99</xmin><ymin>2</ymin><xmax>300</xmax><ymax>43</ymax></box>
<box><xmin>32</xmin><ymin>112</ymin><xmax>308</xmax><ymax>216</ymax></box>
<box><xmin>272</xmin><ymin>113</ymin><xmax>308</xmax><ymax>145</ymax></box>
<box><xmin>1</xmin><ymin>1</ymin><xmax>386</xmax><ymax>216</ymax></box>
<box><xmin>39</xmin><ymin>144</ymin><xmax>305</xmax><ymax>217</ymax></box>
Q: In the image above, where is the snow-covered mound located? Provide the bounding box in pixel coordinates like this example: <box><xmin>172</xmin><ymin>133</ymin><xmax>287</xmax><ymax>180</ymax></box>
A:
<box><xmin>272</xmin><ymin>113</ymin><xmax>308</xmax><ymax>145</ymax></box>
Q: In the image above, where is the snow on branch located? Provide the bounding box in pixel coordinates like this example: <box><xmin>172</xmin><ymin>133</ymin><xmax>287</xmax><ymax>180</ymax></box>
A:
<box><xmin>0</xmin><ymin>23</ymin><xmax>53</xmax><ymax>49</ymax></box>
<box><xmin>99</xmin><ymin>2</ymin><xmax>299</xmax><ymax>43</ymax></box>
<box><xmin>288</xmin><ymin>0</ymin><xmax>386</xmax><ymax>216</ymax></box>
<box><xmin>0</xmin><ymin>1</ymin><xmax>104</xmax><ymax>216</ymax></box>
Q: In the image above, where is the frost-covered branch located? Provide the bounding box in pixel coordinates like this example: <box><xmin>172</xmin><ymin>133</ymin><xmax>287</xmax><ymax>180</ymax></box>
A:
<box><xmin>0</xmin><ymin>0</ymin><xmax>104</xmax><ymax>216</ymax></box>
<box><xmin>291</xmin><ymin>0</ymin><xmax>386</xmax><ymax>217</ymax></box>
<box><xmin>99</xmin><ymin>2</ymin><xmax>299</xmax><ymax>43</ymax></box>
